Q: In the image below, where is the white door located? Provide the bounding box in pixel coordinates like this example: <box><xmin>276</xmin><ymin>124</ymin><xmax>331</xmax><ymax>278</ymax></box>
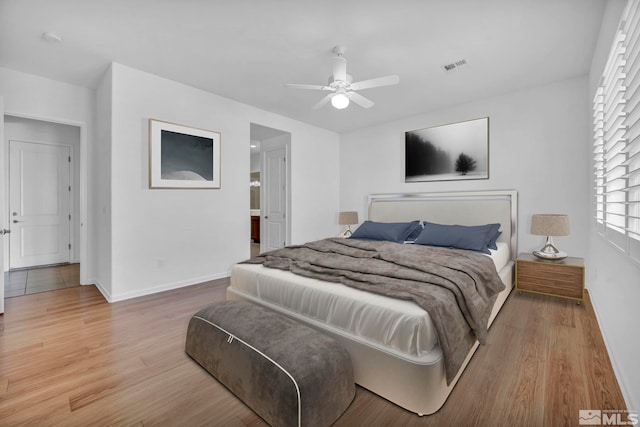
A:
<box><xmin>1</xmin><ymin>97</ymin><xmax>5</xmax><ymax>313</ymax></box>
<box><xmin>262</xmin><ymin>146</ymin><xmax>287</xmax><ymax>251</ymax></box>
<box><xmin>9</xmin><ymin>141</ymin><xmax>71</xmax><ymax>268</ymax></box>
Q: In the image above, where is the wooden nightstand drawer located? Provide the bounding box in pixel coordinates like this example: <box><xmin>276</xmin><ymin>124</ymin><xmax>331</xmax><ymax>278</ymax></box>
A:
<box><xmin>516</xmin><ymin>253</ymin><xmax>585</xmax><ymax>303</ymax></box>
<box><xmin>517</xmin><ymin>277</ymin><xmax>583</xmax><ymax>299</ymax></box>
<box><xmin>516</xmin><ymin>262</ymin><xmax>582</xmax><ymax>281</ymax></box>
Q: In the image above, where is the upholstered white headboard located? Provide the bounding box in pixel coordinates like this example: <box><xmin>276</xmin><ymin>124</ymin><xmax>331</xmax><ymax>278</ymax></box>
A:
<box><xmin>368</xmin><ymin>190</ymin><xmax>518</xmax><ymax>259</ymax></box>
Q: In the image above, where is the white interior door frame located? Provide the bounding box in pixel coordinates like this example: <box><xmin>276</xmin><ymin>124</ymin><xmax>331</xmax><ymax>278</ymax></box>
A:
<box><xmin>2</xmin><ymin>112</ymin><xmax>88</xmax><ymax>285</ymax></box>
<box><xmin>260</xmin><ymin>134</ymin><xmax>291</xmax><ymax>252</ymax></box>
<box><xmin>0</xmin><ymin>97</ymin><xmax>5</xmax><ymax>313</ymax></box>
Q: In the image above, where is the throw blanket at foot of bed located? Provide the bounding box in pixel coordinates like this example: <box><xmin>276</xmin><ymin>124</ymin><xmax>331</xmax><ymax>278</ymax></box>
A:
<box><xmin>245</xmin><ymin>238</ymin><xmax>505</xmax><ymax>384</ymax></box>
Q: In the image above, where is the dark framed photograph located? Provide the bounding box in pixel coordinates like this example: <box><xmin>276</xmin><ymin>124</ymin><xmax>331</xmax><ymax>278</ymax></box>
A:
<box><xmin>149</xmin><ymin>119</ymin><xmax>221</xmax><ymax>189</ymax></box>
<box><xmin>405</xmin><ymin>117</ymin><xmax>489</xmax><ymax>182</ymax></box>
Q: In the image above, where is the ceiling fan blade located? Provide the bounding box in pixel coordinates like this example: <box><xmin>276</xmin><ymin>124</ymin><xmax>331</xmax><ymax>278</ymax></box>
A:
<box><xmin>348</xmin><ymin>91</ymin><xmax>375</xmax><ymax>109</ymax></box>
<box><xmin>285</xmin><ymin>83</ymin><xmax>332</xmax><ymax>91</ymax></box>
<box><xmin>350</xmin><ymin>75</ymin><xmax>399</xmax><ymax>91</ymax></box>
<box><xmin>333</xmin><ymin>56</ymin><xmax>347</xmax><ymax>82</ymax></box>
<box><xmin>313</xmin><ymin>93</ymin><xmax>334</xmax><ymax>109</ymax></box>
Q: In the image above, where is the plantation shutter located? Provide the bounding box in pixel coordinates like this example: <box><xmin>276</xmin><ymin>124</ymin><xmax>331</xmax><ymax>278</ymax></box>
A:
<box><xmin>594</xmin><ymin>0</ymin><xmax>640</xmax><ymax>262</ymax></box>
<box><xmin>624</xmin><ymin>1</ymin><xmax>640</xmax><ymax>260</ymax></box>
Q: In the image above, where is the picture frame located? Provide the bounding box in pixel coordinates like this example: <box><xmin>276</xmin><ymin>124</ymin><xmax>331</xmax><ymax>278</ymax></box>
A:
<box><xmin>405</xmin><ymin>117</ymin><xmax>489</xmax><ymax>182</ymax></box>
<box><xmin>149</xmin><ymin>119</ymin><xmax>221</xmax><ymax>189</ymax></box>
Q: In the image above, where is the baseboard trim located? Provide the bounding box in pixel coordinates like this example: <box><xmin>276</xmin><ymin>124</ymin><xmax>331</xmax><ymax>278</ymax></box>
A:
<box><xmin>589</xmin><ymin>289</ymin><xmax>635</xmax><ymax>411</ymax></box>
<box><xmin>90</xmin><ymin>278</ymin><xmax>113</xmax><ymax>303</ymax></box>
<box><xmin>108</xmin><ymin>272</ymin><xmax>230</xmax><ymax>303</ymax></box>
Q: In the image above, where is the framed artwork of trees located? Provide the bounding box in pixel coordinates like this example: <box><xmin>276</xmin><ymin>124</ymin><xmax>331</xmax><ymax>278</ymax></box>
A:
<box><xmin>405</xmin><ymin>117</ymin><xmax>489</xmax><ymax>182</ymax></box>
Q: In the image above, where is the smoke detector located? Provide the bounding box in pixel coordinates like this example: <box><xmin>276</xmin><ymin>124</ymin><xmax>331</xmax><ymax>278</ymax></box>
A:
<box><xmin>441</xmin><ymin>59</ymin><xmax>468</xmax><ymax>73</ymax></box>
<box><xmin>42</xmin><ymin>32</ymin><xmax>63</xmax><ymax>43</ymax></box>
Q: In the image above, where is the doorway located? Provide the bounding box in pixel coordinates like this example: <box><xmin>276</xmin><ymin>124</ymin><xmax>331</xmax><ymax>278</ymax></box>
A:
<box><xmin>249</xmin><ymin>123</ymin><xmax>291</xmax><ymax>256</ymax></box>
<box><xmin>3</xmin><ymin>116</ymin><xmax>82</xmax><ymax>297</ymax></box>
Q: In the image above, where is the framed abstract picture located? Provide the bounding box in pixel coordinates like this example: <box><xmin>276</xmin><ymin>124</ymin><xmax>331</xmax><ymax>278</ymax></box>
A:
<box><xmin>405</xmin><ymin>117</ymin><xmax>489</xmax><ymax>182</ymax></box>
<box><xmin>149</xmin><ymin>119</ymin><xmax>221</xmax><ymax>189</ymax></box>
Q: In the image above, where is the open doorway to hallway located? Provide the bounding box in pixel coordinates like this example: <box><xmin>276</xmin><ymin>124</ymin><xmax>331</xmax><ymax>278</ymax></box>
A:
<box><xmin>3</xmin><ymin>115</ymin><xmax>82</xmax><ymax>297</ymax></box>
<box><xmin>249</xmin><ymin>123</ymin><xmax>291</xmax><ymax>258</ymax></box>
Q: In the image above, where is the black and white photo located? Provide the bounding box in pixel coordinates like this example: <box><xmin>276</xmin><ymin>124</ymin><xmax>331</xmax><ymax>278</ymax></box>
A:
<box><xmin>149</xmin><ymin>119</ymin><xmax>221</xmax><ymax>188</ymax></box>
<box><xmin>405</xmin><ymin>117</ymin><xmax>489</xmax><ymax>182</ymax></box>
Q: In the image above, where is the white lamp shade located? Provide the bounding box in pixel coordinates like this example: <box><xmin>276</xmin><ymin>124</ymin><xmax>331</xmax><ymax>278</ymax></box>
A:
<box><xmin>331</xmin><ymin>93</ymin><xmax>350</xmax><ymax>109</ymax></box>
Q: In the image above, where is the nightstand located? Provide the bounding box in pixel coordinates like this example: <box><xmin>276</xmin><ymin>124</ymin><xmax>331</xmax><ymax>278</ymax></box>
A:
<box><xmin>515</xmin><ymin>253</ymin><xmax>585</xmax><ymax>304</ymax></box>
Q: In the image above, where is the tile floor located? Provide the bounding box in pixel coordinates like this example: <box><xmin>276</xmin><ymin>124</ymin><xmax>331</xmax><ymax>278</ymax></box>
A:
<box><xmin>251</xmin><ymin>242</ymin><xmax>260</xmax><ymax>258</ymax></box>
<box><xmin>4</xmin><ymin>263</ymin><xmax>80</xmax><ymax>298</ymax></box>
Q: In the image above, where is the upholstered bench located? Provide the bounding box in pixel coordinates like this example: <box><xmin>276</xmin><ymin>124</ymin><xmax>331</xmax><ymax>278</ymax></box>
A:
<box><xmin>185</xmin><ymin>300</ymin><xmax>355</xmax><ymax>427</ymax></box>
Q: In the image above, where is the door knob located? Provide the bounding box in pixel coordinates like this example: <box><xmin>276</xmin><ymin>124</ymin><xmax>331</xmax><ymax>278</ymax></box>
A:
<box><xmin>12</xmin><ymin>220</ymin><xmax>23</xmax><ymax>223</ymax></box>
<box><xmin>0</xmin><ymin>229</ymin><xmax>11</xmax><ymax>235</ymax></box>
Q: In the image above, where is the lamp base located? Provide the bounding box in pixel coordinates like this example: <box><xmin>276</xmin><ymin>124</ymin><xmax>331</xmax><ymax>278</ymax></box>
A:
<box><xmin>341</xmin><ymin>226</ymin><xmax>353</xmax><ymax>238</ymax></box>
<box><xmin>533</xmin><ymin>249</ymin><xmax>567</xmax><ymax>260</ymax></box>
<box><xmin>533</xmin><ymin>236</ymin><xmax>567</xmax><ymax>260</ymax></box>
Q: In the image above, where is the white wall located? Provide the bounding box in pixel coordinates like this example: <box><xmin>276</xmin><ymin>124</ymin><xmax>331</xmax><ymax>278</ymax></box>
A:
<box><xmin>340</xmin><ymin>76</ymin><xmax>590</xmax><ymax>258</ymax></box>
<box><xmin>4</xmin><ymin>116</ymin><xmax>81</xmax><ymax>264</ymax></box>
<box><xmin>250</xmin><ymin>142</ymin><xmax>260</xmax><ymax>173</ymax></box>
<box><xmin>0</xmin><ymin>67</ymin><xmax>94</xmax><ymax>283</ymax></box>
<box><xmin>105</xmin><ymin>63</ymin><xmax>340</xmax><ymax>301</ymax></box>
<box><xmin>94</xmin><ymin>66</ymin><xmax>113</xmax><ymax>296</ymax></box>
<box><xmin>588</xmin><ymin>0</ymin><xmax>639</xmax><ymax>410</ymax></box>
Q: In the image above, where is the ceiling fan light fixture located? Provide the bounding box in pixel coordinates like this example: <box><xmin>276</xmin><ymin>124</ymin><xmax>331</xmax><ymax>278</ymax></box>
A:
<box><xmin>286</xmin><ymin>45</ymin><xmax>398</xmax><ymax>110</ymax></box>
<box><xmin>331</xmin><ymin>93</ymin><xmax>350</xmax><ymax>109</ymax></box>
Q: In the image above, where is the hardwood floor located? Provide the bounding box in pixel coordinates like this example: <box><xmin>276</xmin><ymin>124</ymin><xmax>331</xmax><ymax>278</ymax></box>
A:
<box><xmin>0</xmin><ymin>280</ymin><xmax>626</xmax><ymax>426</ymax></box>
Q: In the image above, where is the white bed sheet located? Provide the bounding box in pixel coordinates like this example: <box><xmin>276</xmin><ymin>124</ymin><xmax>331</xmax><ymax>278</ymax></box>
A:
<box><xmin>229</xmin><ymin>242</ymin><xmax>510</xmax><ymax>359</ymax></box>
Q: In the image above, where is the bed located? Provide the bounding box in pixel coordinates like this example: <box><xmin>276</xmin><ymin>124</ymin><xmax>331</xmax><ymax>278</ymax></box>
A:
<box><xmin>228</xmin><ymin>190</ymin><xmax>517</xmax><ymax>416</ymax></box>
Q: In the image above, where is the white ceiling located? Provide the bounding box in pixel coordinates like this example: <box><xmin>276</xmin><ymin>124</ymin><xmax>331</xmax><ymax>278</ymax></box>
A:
<box><xmin>0</xmin><ymin>0</ymin><xmax>607</xmax><ymax>133</ymax></box>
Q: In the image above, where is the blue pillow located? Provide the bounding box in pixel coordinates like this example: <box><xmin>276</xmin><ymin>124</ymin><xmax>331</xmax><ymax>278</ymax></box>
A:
<box><xmin>485</xmin><ymin>223</ymin><xmax>502</xmax><ymax>250</ymax></box>
<box><xmin>350</xmin><ymin>220</ymin><xmax>421</xmax><ymax>243</ymax></box>
<box><xmin>415</xmin><ymin>222</ymin><xmax>501</xmax><ymax>254</ymax></box>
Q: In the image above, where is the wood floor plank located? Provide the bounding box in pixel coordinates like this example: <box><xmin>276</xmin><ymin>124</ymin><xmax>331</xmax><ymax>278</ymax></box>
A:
<box><xmin>0</xmin><ymin>280</ymin><xmax>627</xmax><ymax>426</ymax></box>
<box><xmin>575</xmin><ymin>293</ymin><xmax>627</xmax><ymax>412</ymax></box>
<box><xmin>489</xmin><ymin>295</ymin><xmax>548</xmax><ymax>427</ymax></box>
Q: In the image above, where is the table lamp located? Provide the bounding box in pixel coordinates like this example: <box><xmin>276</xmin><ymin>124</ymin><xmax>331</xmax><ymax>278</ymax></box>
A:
<box><xmin>338</xmin><ymin>211</ymin><xmax>358</xmax><ymax>237</ymax></box>
<box><xmin>530</xmin><ymin>214</ymin><xmax>570</xmax><ymax>260</ymax></box>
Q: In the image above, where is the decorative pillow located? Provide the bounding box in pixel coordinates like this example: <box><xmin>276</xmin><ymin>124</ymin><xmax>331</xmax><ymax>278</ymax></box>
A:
<box><xmin>485</xmin><ymin>223</ymin><xmax>502</xmax><ymax>250</ymax></box>
<box><xmin>350</xmin><ymin>220</ymin><xmax>421</xmax><ymax>243</ymax></box>
<box><xmin>405</xmin><ymin>222</ymin><xmax>424</xmax><ymax>242</ymax></box>
<box><xmin>415</xmin><ymin>222</ymin><xmax>501</xmax><ymax>254</ymax></box>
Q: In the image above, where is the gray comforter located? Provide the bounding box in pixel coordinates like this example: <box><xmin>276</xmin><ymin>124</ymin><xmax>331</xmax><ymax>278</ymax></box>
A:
<box><xmin>245</xmin><ymin>237</ymin><xmax>505</xmax><ymax>384</ymax></box>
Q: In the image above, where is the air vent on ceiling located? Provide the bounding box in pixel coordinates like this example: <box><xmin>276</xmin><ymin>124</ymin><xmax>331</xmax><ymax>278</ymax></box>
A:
<box><xmin>442</xmin><ymin>59</ymin><xmax>467</xmax><ymax>73</ymax></box>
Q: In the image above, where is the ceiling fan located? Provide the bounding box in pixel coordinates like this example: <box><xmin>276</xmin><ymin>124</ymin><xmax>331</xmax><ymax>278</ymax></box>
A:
<box><xmin>286</xmin><ymin>45</ymin><xmax>399</xmax><ymax>110</ymax></box>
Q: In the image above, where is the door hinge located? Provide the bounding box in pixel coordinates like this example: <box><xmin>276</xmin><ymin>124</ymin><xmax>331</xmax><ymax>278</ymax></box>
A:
<box><xmin>68</xmin><ymin>243</ymin><xmax>72</xmax><ymax>250</ymax></box>
<box><xmin>69</xmin><ymin>214</ymin><xmax>71</xmax><ymax>221</ymax></box>
<box><xmin>69</xmin><ymin>185</ymin><xmax>71</xmax><ymax>192</ymax></box>
<box><xmin>68</xmin><ymin>156</ymin><xmax>71</xmax><ymax>162</ymax></box>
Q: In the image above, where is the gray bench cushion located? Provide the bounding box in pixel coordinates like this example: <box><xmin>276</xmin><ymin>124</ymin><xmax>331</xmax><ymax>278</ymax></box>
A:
<box><xmin>185</xmin><ymin>300</ymin><xmax>355</xmax><ymax>427</ymax></box>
